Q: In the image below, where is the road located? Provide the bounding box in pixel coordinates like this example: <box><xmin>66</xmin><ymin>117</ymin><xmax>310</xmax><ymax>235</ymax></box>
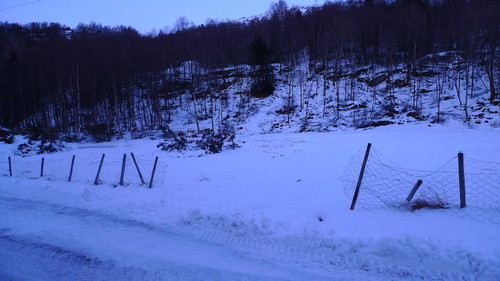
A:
<box><xmin>0</xmin><ymin>194</ymin><xmax>372</xmax><ymax>281</ymax></box>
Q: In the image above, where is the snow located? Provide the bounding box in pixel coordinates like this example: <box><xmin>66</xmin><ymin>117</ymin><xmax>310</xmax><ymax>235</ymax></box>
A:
<box><xmin>1</xmin><ymin>123</ymin><xmax>499</xmax><ymax>280</ymax></box>
<box><xmin>153</xmin><ymin>56</ymin><xmax>500</xmax><ymax>141</ymax></box>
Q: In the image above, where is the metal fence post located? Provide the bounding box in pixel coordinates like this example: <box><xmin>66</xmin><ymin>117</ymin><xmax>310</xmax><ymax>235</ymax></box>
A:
<box><xmin>94</xmin><ymin>154</ymin><xmax>105</xmax><ymax>185</ymax></box>
<box><xmin>458</xmin><ymin>152</ymin><xmax>466</xmax><ymax>208</ymax></box>
<box><xmin>149</xmin><ymin>156</ymin><xmax>159</xmax><ymax>188</ymax></box>
<box><xmin>120</xmin><ymin>154</ymin><xmax>126</xmax><ymax>186</ymax></box>
<box><xmin>350</xmin><ymin>143</ymin><xmax>372</xmax><ymax>210</ymax></box>
<box><xmin>68</xmin><ymin>155</ymin><xmax>76</xmax><ymax>182</ymax></box>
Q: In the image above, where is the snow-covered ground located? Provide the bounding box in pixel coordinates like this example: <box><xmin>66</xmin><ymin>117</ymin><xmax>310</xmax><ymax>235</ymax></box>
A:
<box><xmin>0</xmin><ymin>124</ymin><xmax>499</xmax><ymax>280</ymax></box>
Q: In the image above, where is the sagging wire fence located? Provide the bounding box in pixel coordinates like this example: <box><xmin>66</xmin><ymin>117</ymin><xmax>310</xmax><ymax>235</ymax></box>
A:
<box><xmin>343</xmin><ymin>143</ymin><xmax>500</xmax><ymax>225</ymax></box>
<box><xmin>0</xmin><ymin>153</ymin><xmax>165</xmax><ymax>188</ymax></box>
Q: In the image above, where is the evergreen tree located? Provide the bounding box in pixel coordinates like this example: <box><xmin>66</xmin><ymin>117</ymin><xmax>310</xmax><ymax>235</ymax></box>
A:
<box><xmin>249</xmin><ymin>37</ymin><xmax>275</xmax><ymax>98</ymax></box>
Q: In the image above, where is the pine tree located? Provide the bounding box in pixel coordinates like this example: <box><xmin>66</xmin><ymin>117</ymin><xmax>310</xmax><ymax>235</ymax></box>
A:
<box><xmin>249</xmin><ymin>37</ymin><xmax>275</xmax><ymax>98</ymax></box>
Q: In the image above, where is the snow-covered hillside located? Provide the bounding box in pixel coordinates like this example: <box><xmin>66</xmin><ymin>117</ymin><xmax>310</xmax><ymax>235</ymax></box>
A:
<box><xmin>1</xmin><ymin>124</ymin><xmax>499</xmax><ymax>280</ymax></box>
<box><xmin>147</xmin><ymin>54</ymin><xmax>500</xmax><ymax>138</ymax></box>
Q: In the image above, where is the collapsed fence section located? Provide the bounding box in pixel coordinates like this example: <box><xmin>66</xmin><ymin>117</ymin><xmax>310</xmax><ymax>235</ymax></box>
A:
<box><xmin>342</xmin><ymin>144</ymin><xmax>500</xmax><ymax>225</ymax></box>
<box><xmin>0</xmin><ymin>153</ymin><xmax>166</xmax><ymax>188</ymax></box>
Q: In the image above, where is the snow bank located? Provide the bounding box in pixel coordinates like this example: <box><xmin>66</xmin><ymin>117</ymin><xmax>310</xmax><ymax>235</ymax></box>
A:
<box><xmin>0</xmin><ymin>124</ymin><xmax>499</xmax><ymax>280</ymax></box>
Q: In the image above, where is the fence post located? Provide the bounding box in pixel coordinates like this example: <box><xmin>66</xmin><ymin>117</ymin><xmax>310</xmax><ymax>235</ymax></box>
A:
<box><xmin>131</xmin><ymin>153</ymin><xmax>145</xmax><ymax>185</ymax></box>
<box><xmin>94</xmin><ymin>154</ymin><xmax>105</xmax><ymax>185</ymax></box>
<box><xmin>458</xmin><ymin>152</ymin><xmax>466</xmax><ymax>208</ymax></box>
<box><xmin>40</xmin><ymin>157</ymin><xmax>45</xmax><ymax>177</ymax></box>
<box><xmin>350</xmin><ymin>143</ymin><xmax>372</xmax><ymax>210</ymax></box>
<box><xmin>8</xmin><ymin>157</ymin><xmax>12</xmax><ymax>177</ymax></box>
<box><xmin>148</xmin><ymin>156</ymin><xmax>159</xmax><ymax>188</ymax></box>
<box><xmin>68</xmin><ymin>155</ymin><xmax>76</xmax><ymax>182</ymax></box>
<box><xmin>120</xmin><ymin>154</ymin><xmax>126</xmax><ymax>186</ymax></box>
<box><xmin>406</xmin><ymin>180</ymin><xmax>423</xmax><ymax>202</ymax></box>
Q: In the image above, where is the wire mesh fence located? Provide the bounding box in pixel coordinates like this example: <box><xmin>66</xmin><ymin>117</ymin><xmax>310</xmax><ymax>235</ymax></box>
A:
<box><xmin>342</xmin><ymin>144</ymin><xmax>500</xmax><ymax>225</ymax></box>
<box><xmin>0</xmin><ymin>153</ymin><xmax>166</xmax><ymax>188</ymax></box>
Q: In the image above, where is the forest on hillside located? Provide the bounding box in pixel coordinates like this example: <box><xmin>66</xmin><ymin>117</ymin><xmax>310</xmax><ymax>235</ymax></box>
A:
<box><xmin>0</xmin><ymin>0</ymin><xmax>498</xmax><ymax>138</ymax></box>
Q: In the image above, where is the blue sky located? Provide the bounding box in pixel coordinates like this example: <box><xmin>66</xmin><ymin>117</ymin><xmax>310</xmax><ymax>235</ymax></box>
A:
<box><xmin>0</xmin><ymin>0</ymin><xmax>319</xmax><ymax>34</ymax></box>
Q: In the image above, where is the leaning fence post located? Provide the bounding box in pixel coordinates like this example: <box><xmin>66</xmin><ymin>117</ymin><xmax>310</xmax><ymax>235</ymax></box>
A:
<box><xmin>131</xmin><ymin>153</ymin><xmax>145</xmax><ymax>185</ymax></box>
<box><xmin>120</xmin><ymin>154</ymin><xmax>126</xmax><ymax>186</ymax></box>
<box><xmin>406</xmin><ymin>180</ymin><xmax>423</xmax><ymax>202</ymax></box>
<box><xmin>148</xmin><ymin>156</ymin><xmax>159</xmax><ymax>188</ymax></box>
<box><xmin>350</xmin><ymin>143</ymin><xmax>372</xmax><ymax>210</ymax></box>
<box><xmin>94</xmin><ymin>154</ymin><xmax>105</xmax><ymax>185</ymax></box>
<box><xmin>8</xmin><ymin>157</ymin><xmax>12</xmax><ymax>177</ymax></box>
<box><xmin>458</xmin><ymin>152</ymin><xmax>466</xmax><ymax>208</ymax></box>
<box><xmin>40</xmin><ymin>157</ymin><xmax>45</xmax><ymax>177</ymax></box>
<box><xmin>68</xmin><ymin>155</ymin><xmax>76</xmax><ymax>182</ymax></box>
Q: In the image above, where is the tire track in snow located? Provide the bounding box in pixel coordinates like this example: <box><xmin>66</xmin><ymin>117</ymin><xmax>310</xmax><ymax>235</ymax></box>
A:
<box><xmin>181</xmin><ymin>222</ymin><xmax>495</xmax><ymax>281</ymax></box>
<box><xmin>0</xmin><ymin>194</ymin><xmax>336</xmax><ymax>281</ymax></box>
<box><xmin>0</xmin><ymin>234</ymin><xmax>164</xmax><ymax>281</ymax></box>
<box><xmin>0</xmin><ymin>194</ymin><xmax>494</xmax><ymax>281</ymax></box>
<box><xmin>0</xmin><ymin>232</ymin><xmax>295</xmax><ymax>281</ymax></box>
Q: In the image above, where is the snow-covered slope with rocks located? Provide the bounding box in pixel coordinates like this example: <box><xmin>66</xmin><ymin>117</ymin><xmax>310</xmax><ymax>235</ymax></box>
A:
<box><xmin>159</xmin><ymin>54</ymin><xmax>499</xmax><ymax>137</ymax></box>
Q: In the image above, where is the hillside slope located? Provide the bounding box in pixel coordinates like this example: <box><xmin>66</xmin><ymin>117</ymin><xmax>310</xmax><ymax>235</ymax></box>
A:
<box><xmin>148</xmin><ymin>54</ymin><xmax>499</xmax><ymax>138</ymax></box>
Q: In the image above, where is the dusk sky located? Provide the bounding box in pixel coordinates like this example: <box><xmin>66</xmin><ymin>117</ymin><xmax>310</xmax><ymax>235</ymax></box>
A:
<box><xmin>1</xmin><ymin>0</ymin><xmax>319</xmax><ymax>34</ymax></box>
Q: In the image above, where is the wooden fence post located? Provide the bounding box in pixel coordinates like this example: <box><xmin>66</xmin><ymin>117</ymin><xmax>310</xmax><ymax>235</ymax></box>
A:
<box><xmin>148</xmin><ymin>156</ymin><xmax>159</xmax><ymax>188</ymax></box>
<box><xmin>406</xmin><ymin>180</ymin><xmax>423</xmax><ymax>202</ymax></box>
<box><xmin>350</xmin><ymin>143</ymin><xmax>372</xmax><ymax>210</ymax></box>
<box><xmin>94</xmin><ymin>154</ymin><xmax>105</xmax><ymax>185</ymax></box>
<box><xmin>8</xmin><ymin>157</ymin><xmax>12</xmax><ymax>177</ymax></box>
<box><xmin>40</xmin><ymin>157</ymin><xmax>45</xmax><ymax>177</ymax></box>
<box><xmin>131</xmin><ymin>153</ymin><xmax>145</xmax><ymax>185</ymax></box>
<box><xmin>120</xmin><ymin>154</ymin><xmax>126</xmax><ymax>186</ymax></box>
<box><xmin>458</xmin><ymin>152</ymin><xmax>466</xmax><ymax>208</ymax></box>
<box><xmin>68</xmin><ymin>155</ymin><xmax>76</xmax><ymax>182</ymax></box>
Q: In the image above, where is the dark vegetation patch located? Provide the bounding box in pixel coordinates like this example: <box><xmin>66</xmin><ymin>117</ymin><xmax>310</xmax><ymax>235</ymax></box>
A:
<box><xmin>407</xmin><ymin>112</ymin><xmax>424</xmax><ymax>120</ymax></box>
<box><xmin>358</xmin><ymin>120</ymin><xmax>395</xmax><ymax>128</ymax></box>
<box><xmin>0</xmin><ymin>128</ymin><xmax>14</xmax><ymax>144</ymax></box>
<box><xmin>157</xmin><ymin>128</ymin><xmax>238</xmax><ymax>154</ymax></box>
<box><xmin>409</xmin><ymin>199</ymin><xmax>448</xmax><ymax>211</ymax></box>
